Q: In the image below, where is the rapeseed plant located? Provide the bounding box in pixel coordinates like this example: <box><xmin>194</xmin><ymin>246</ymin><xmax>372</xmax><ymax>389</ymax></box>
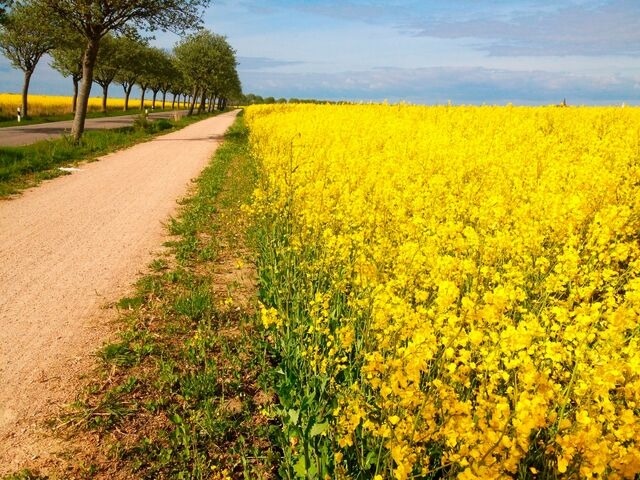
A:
<box><xmin>247</xmin><ymin>104</ymin><xmax>640</xmax><ymax>479</ymax></box>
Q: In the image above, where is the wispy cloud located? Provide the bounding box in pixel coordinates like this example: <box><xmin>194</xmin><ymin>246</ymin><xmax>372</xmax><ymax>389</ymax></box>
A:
<box><xmin>245</xmin><ymin>1</ymin><xmax>640</xmax><ymax>58</ymax></box>
<box><xmin>407</xmin><ymin>0</ymin><xmax>640</xmax><ymax>57</ymax></box>
<box><xmin>237</xmin><ymin>56</ymin><xmax>305</xmax><ymax>71</ymax></box>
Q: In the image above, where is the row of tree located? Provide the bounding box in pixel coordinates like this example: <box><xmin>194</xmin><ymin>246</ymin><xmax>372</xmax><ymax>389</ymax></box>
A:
<box><xmin>241</xmin><ymin>94</ymin><xmax>349</xmax><ymax>105</ymax></box>
<box><xmin>0</xmin><ymin>0</ymin><xmax>241</xmax><ymax>142</ymax></box>
<box><xmin>49</xmin><ymin>31</ymin><xmax>240</xmax><ymax>116</ymax></box>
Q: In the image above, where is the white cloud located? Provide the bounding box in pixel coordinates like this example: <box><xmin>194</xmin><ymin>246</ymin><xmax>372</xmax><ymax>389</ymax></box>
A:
<box><xmin>406</xmin><ymin>0</ymin><xmax>640</xmax><ymax>57</ymax></box>
<box><xmin>241</xmin><ymin>66</ymin><xmax>640</xmax><ymax>105</ymax></box>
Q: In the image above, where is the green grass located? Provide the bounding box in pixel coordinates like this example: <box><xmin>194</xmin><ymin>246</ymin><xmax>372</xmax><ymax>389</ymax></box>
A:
<box><xmin>0</xmin><ymin>111</ymin><xmax>224</xmax><ymax>198</ymax></box>
<box><xmin>37</xmin><ymin>114</ymin><xmax>280</xmax><ymax>479</ymax></box>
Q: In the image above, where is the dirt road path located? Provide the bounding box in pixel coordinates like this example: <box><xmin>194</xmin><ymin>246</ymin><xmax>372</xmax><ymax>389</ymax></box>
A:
<box><xmin>0</xmin><ymin>110</ymin><xmax>189</xmax><ymax>147</ymax></box>
<box><xmin>0</xmin><ymin>109</ymin><xmax>239</xmax><ymax>473</ymax></box>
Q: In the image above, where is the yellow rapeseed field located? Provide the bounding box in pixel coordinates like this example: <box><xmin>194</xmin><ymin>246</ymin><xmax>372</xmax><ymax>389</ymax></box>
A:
<box><xmin>246</xmin><ymin>104</ymin><xmax>640</xmax><ymax>479</ymax></box>
<box><xmin>0</xmin><ymin>93</ymin><xmax>130</xmax><ymax>118</ymax></box>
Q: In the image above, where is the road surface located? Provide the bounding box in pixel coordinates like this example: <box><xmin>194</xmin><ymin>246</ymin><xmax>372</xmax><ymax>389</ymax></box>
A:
<box><xmin>0</xmin><ymin>110</ymin><xmax>190</xmax><ymax>147</ymax></box>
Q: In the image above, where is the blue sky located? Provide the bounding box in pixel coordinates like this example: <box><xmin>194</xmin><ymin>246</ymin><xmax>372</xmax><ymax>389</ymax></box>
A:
<box><xmin>1</xmin><ymin>0</ymin><xmax>640</xmax><ymax>104</ymax></box>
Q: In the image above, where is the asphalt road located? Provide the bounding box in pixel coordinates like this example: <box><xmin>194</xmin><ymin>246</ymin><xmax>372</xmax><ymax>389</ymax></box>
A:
<box><xmin>0</xmin><ymin>110</ymin><xmax>190</xmax><ymax>147</ymax></box>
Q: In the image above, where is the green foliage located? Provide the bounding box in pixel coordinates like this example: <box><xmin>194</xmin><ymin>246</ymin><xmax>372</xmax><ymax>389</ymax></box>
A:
<box><xmin>0</xmin><ymin>2</ymin><xmax>56</xmax><ymax>73</ymax></box>
<box><xmin>37</xmin><ymin>0</ymin><xmax>211</xmax><ymax>38</ymax></box>
<box><xmin>0</xmin><ymin>1</ymin><xmax>59</xmax><ymax>117</ymax></box>
<box><xmin>173</xmin><ymin>30</ymin><xmax>240</xmax><ymax>113</ymax></box>
<box><xmin>0</xmin><ymin>1</ymin><xmax>10</xmax><ymax>26</ymax></box>
<box><xmin>173</xmin><ymin>285</ymin><xmax>213</xmax><ymax>321</ymax></box>
<box><xmin>36</xmin><ymin>0</ymin><xmax>212</xmax><ymax>141</ymax></box>
<box><xmin>113</xmin><ymin>35</ymin><xmax>149</xmax><ymax>104</ymax></box>
<box><xmin>50</xmin><ymin>29</ymin><xmax>84</xmax><ymax>83</ymax></box>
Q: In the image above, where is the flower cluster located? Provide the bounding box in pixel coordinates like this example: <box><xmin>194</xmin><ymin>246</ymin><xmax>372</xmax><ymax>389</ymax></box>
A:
<box><xmin>246</xmin><ymin>104</ymin><xmax>640</xmax><ymax>479</ymax></box>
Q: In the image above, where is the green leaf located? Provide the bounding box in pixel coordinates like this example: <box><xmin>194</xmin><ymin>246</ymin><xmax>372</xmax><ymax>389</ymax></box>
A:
<box><xmin>307</xmin><ymin>457</ymin><xmax>318</xmax><ymax>477</ymax></box>
<box><xmin>288</xmin><ymin>408</ymin><xmax>299</xmax><ymax>425</ymax></box>
<box><xmin>293</xmin><ymin>456</ymin><xmax>307</xmax><ymax>478</ymax></box>
<box><xmin>365</xmin><ymin>450</ymin><xmax>377</xmax><ymax>468</ymax></box>
<box><xmin>309</xmin><ymin>421</ymin><xmax>328</xmax><ymax>438</ymax></box>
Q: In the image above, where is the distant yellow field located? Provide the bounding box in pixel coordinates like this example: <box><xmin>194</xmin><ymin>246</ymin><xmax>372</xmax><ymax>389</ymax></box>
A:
<box><xmin>0</xmin><ymin>93</ymin><xmax>185</xmax><ymax>118</ymax></box>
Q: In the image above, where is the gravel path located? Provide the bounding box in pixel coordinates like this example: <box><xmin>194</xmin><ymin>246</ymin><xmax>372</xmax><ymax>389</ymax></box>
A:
<box><xmin>0</xmin><ymin>110</ymin><xmax>239</xmax><ymax>473</ymax></box>
<box><xmin>0</xmin><ymin>110</ymin><xmax>189</xmax><ymax>147</ymax></box>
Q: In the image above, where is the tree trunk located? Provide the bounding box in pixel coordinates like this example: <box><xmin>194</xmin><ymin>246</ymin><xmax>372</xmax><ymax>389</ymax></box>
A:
<box><xmin>101</xmin><ymin>83</ymin><xmax>109</xmax><ymax>113</ymax></box>
<box><xmin>197</xmin><ymin>89</ymin><xmax>206</xmax><ymax>114</ymax></box>
<box><xmin>161</xmin><ymin>91</ymin><xmax>167</xmax><ymax>109</ymax></box>
<box><xmin>71</xmin><ymin>37</ymin><xmax>101</xmax><ymax>142</ymax></box>
<box><xmin>21</xmin><ymin>69</ymin><xmax>33</xmax><ymax>119</ymax></box>
<box><xmin>152</xmin><ymin>90</ymin><xmax>159</xmax><ymax>109</ymax></box>
<box><xmin>187</xmin><ymin>87</ymin><xmax>198</xmax><ymax>116</ymax></box>
<box><xmin>140</xmin><ymin>86</ymin><xmax>147</xmax><ymax>110</ymax></box>
<box><xmin>72</xmin><ymin>77</ymin><xmax>79</xmax><ymax>113</ymax></box>
<box><xmin>171</xmin><ymin>94</ymin><xmax>176</xmax><ymax>110</ymax></box>
<box><xmin>123</xmin><ymin>84</ymin><xmax>133</xmax><ymax>111</ymax></box>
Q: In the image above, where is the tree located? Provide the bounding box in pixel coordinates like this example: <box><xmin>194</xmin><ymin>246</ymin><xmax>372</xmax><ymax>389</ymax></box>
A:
<box><xmin>173</xmin><ymin>30</ymin><xmax>239</xmax><ymax>116</ymax></box>
<box><xmin>113</xmin><ymin>36</ymin><xmax>147</xmax><ymax>111</ymax></box>
<box><xmin>93</xmin><ymin>34</ymin><xmax>121</xmax><ymax>113</ymax></box>
<box><xmin>169</xmin><ymin>71</ymin><xmax>187</xmax><ymax>110</ymax></box>
<box><xmin>174</xmin><ymin>31</ymin><xmax>210</xmax><ymax>115</ymax></box>
<box><xmin>50</xmin><ymin>31</ymin><xmax>85</xmax><ymax>112</ymax></box>
<box><xmin>36</xmin><ymin>0</ymin><xmax>211</xmax><ymax>142</ymax></box>
<box><xmin>0</xmin><ymin>2</ymin><xmax>55</xmax><ymax>118</ymax></box>
<box><xmin>138</xmin><ymin>47</ymin><xmax>169</xmax><ymax>109</ymax></box>
<box><xmin>136</xmin><ymin>45</ymin><xmax>163</xmax><ymax>111</ymax></box>
<box><xmin>141</xmin><ymin>46</ymin><xmax>171</xmax><ymax>110</ymax></box>
<box><xmin>160</xmin><ymin>55</ymin><xmax>180</xmax><ymax>109</ymax></box>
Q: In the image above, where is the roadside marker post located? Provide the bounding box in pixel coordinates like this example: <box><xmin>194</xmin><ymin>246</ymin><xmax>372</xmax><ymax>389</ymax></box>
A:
<box><xmin>17</xmin><ymin>107</ymin><xmax>21</xmax><ymax>122</ymax></box>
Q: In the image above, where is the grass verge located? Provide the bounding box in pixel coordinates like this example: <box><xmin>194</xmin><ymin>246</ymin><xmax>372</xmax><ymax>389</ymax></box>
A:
<box><xmin>16</xmin><ymin>114</ymin><xmax>279</xmax><ymax>479</ymax></box>
<box><xmin>0</xmin><ymin>111</ymin><xmax>224</xmax><ymax>198</ymax></box>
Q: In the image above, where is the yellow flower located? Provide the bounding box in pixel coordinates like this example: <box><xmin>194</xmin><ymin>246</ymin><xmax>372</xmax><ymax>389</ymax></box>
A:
<box><xmin>246</xmin><ymin>104</ymin><xmax>640</xmax><ymax>479</ymax></box>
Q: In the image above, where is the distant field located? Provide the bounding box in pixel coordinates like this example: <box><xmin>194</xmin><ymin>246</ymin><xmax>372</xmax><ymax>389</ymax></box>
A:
<box><xmin>0</xmin><ymin>93</ymin><xmax>186</xmax><ymax>120</ymax></box>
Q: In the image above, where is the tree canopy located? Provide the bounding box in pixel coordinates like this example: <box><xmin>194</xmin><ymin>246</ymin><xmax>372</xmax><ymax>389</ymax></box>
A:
<box><xmin>0</xmin><ymin>0</ymin><xmax>11</xmax><ymax>24</ymax></box>
<box><xmin>32</xmin><ymin>0</ymin><xmax>212</xmax><ymax>141</ymax></box>
<box><xmin>50</xmin><ymin>30</ymin><xmax>85</xmax><ymax>112</ymax></box>
<box><xmin>0</xmin><ymin>1</ymin><xmax>56</xmax><ymax>117</ymax></box>
<box><xmin>0</xmin><ymin>1</ymin><xmax>243</xmax><ymax>126</ymax></box>
<box><xmin>173</xmin><ymin>30</ymin><xmax>239</xmax><ymax>114</ymax></box>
